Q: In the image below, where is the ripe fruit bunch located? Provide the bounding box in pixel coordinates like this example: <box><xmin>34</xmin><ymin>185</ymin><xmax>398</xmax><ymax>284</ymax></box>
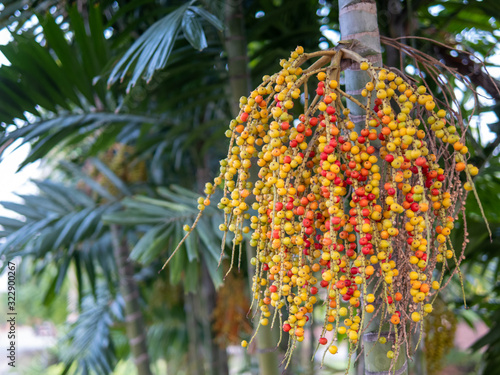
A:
<box><xmin>170</xmin><ymin>46</ymin><xmax>479</xmax><ymax>369</ymax></box>
<box><xmin>91</xmin><ymin>143</ymin><xmax>147</xmax><ymax>195</ymax></box>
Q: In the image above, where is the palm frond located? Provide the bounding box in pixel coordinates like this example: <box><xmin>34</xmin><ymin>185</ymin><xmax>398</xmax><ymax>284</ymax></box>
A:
<box><xmin>0</xmin><ymin>178</ymin><xmax>119</xmax><ymax>300</ymax></box>
<box><xmin>59</xmin><ymin>289</ymin><xmax>122</xmax><ymax>375</ymax></box>
<box><xmin>107</xmin><ymin>2</ymin><xmax>223</xmax><ymax>91</ymax></box>
<box><xmin>103</xmin><ymin>185</ymin><xmax>225</xmax><ymax>289</ymax></box>
<box><xmin>0</xmin><ymin>6</ymin><xmax>113</xmax><ymax>129</ymax></box>
<box><xmin>0</xmin><ymin>113</ymin><xmax>157</xmax><ymax>167</ymax></box>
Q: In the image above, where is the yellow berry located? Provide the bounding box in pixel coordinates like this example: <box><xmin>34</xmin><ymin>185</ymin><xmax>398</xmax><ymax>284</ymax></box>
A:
<box><xmin>329</xmin><ymin>345</ymin><xmax>338</xmax><ymax>354</ymax></box>
<box><xmin>411</xmin><ymin>312</ymin><xmax>421</xmax><ymax>322</ymax></box>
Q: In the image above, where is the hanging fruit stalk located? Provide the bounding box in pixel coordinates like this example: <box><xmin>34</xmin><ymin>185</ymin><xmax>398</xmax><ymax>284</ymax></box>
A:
<box><xmin>162</xmin><ymin>46</ymin><xmax>483</xmax><ymax>372</ymax></box>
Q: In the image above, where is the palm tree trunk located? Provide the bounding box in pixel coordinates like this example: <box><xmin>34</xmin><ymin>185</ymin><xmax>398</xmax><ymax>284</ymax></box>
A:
<box><xmin>224</xmin><ymin>1</ymin><xmax>280</xmax><ymax>374</ymax></box>
<box><xmin>338</xmin><ymin>1</ymin><xmax>408</xmax><ymax>374</ymax></box>
<box><xmin>110</xmin><ymin>224</ymin><xmax>153</xmax><ymax>375</ymax></box>
<box><xmin>200</xmin><ymin>262</ymin><xmax>230</xmax><ymax>375</ymax></box>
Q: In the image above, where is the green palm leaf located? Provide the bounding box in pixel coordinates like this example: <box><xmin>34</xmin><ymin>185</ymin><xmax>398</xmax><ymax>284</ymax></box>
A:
<box><xmin>107</xmin><ymin>2</ymin><xmax>223</xmax><ymax>91</ymax></box>
<box><xmin>59</xmin><ymin>290</ymin><xmax>120</xmax><ymax>375</ymax></box>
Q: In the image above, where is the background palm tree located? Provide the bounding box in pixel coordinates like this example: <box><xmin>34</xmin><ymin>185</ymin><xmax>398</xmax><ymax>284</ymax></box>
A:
<box><xmin>0</xmin><ymin>1</ymin><xmax>498</xmax><ymax>374</ymax></box>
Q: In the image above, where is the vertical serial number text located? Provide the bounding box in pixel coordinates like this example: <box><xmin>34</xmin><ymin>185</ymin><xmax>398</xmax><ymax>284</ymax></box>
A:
<box><xmin>6</xmin><ymin>261</ymin><xmax>16</xmax><ymax>368</ymax></box>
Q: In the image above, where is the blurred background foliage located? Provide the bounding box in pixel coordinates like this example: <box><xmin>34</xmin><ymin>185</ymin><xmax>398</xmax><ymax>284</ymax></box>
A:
<box><xmin>0</xmin><ymin>0</ymin><xmax>498</xmax><ymax>374</ymax></box>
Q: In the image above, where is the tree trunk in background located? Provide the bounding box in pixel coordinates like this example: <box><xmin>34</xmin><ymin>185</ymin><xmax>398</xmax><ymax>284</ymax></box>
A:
<box><xmin>384</xmin><ymin>0</ymin><xmax>406</xmax><ymax>69</ymax></box>
<box><xmin>195</xmin><ymin>137</ymin><xmax>229</xmax><ymax>374</ymax></box>
<box><xmin>338</xmin><ymin>1</ymin><xmax>408</xmax><ymax>374</ymax></box>
<box><xmin>200</xmin><ymin>263</ymin><xmax>230</xmax><ymax>375</ymax></box>
<box><xmin>110</xmin><ymin>225</ymin><xmax>153</xmax><ymax>375</ymax></box>
<box><xmin>224</xmin><ymin>0</ymin><xmax>251</xmax><ymax>116</ymax></box>
<box><xmin>224</xmin><ymin>1</ymin><xmax>280</xmax><ymax>374</ymax></box>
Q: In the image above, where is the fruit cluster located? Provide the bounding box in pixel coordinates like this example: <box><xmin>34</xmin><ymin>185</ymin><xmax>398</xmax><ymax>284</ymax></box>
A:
<box><xmin>172</xmin><ymin>46</ymin><xmax>477</xmax><ymax>368</ymax></box>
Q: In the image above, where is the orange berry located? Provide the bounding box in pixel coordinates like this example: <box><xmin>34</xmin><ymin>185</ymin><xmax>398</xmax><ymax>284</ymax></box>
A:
<box><xmin>390</xmin><ymin>314</ymin><xmax>400</xmax><ymax>325</ymax></box>
<box><xmin>420</xmin><ymin>284</ymin><xmax>430</xmax><ymax>293</ymax></box>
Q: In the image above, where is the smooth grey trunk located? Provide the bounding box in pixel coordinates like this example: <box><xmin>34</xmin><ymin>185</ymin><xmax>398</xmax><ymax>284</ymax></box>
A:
<box><xmin>110</xmin><ymin>224</ymin><xmax>153</xmax><ymax>375</ymax></box>
<box><xmin>225</xmin><ymin>1</ymin><xmax>280</xmax><ymax>374</ymax></box>
<box><xmin>339</xmin><ymin>1</ymin><xmax>408</xmax><ymax>374</ymax></box>
<box><xmin>339</xmin><ymin>0</ymin><xmax>382</xmax><ymax>131</ymax></box>
<box><xmin>245</xmin><ymin>244</ymin><xmax>281</xmax><ymax>375</ymax></box>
